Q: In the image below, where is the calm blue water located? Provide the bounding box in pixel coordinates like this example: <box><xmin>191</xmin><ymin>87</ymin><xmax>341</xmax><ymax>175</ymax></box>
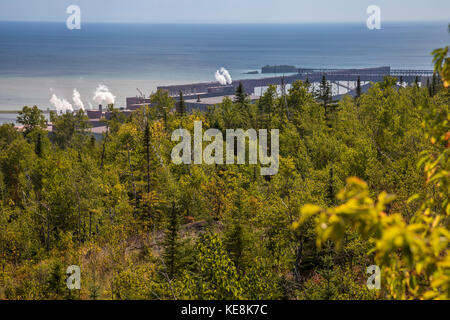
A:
<box><xmin>0</xmin><ymin>21</ymin><xmax>448</xmax><ymax>115</ymax></box>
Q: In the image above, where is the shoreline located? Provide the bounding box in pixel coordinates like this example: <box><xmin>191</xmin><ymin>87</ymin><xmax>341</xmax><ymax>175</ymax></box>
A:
<box><xmin>0</xmin><ymin>110</ymin><xmax>51</xmax><ymax>114</ymax></box>
<box><xmin>0</xmin><ymin>110</ymin><xmax>19</xmax><ymax>114</ymax></box>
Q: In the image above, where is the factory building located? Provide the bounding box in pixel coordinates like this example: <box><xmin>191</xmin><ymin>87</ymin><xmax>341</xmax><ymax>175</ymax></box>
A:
<box><xmin>126</xmin><ymin>84</ymin><xmax>246</xmax><ymax>111</ymax></box>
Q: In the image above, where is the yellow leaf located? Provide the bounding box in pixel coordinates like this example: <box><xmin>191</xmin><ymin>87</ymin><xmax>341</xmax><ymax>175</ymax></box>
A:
<box><xmin>301</xmin><ymin>204</ymin><xmax>322</xmax><ymax>216</ymax></box>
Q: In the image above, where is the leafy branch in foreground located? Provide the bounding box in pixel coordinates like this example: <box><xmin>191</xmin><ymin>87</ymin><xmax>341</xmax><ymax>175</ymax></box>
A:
<box><xmin>294</xmin><ymin>90</ymin><xmax>449</xmax><ymax>299</ymax></box>
<box><xmin>432</xmin><ymin>24</ymin><xmax>450</xmax><ymax>88</ymax></box>
<box><xmin>294</xmin><ymin>174</ymin><xmax>449</xmax><ymax>299</ymax></box>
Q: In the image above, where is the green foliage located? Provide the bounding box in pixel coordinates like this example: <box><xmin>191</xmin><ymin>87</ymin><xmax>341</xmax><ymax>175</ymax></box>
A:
<box><xmin>0</xmin><ymin>50</ymin><xmax>448</xmax><ymax>300</ymax></box>
<box><xmin>17</xmin><ymin>106</ymin><xmax>47</xmax><ymax>135</ymax></box>
<box><xmin>191</xmin><ymin>233</ymin><xmax>243</xmax><ymax>299</ymax></box>
<box><xmin>46</xmin><ymin>260</ymin><xmax>67</xmax><ymax>299</ymax></box>
<box><xmin>317</xmin><ymin>75</ymin><xmax>331</xmax><ymax>108</ymax></box>
<box><xmin>432</xmin><ymin>46</ymin><xmax>449</xmax><ymax>87</ymax></box>
<box><xmin>112</xmin><ymin>265</ymin><xmax>154</xmax><ymax>299</ymax></box>
<box><xmin>50</xmin><ymin>110</ymin><xmax>91</xmax><ymax>149</ymax></box>
<box><xmin>300</xmin><ymin>264</ymin><xmax>377</xmax><ymax>300</ymax></box>
<box><xmin>294</xmin><ymin>86</ymin><xmax>449</xmax><ymax>298</ymax></box>
<box><xmin>234</xmin><ymin>82</ymin><xmax>247</xmax><ymax>105</ymax></box>
<box><xmin>162</xmin><ymin>202</ymin><xmax>182</xmax><ymax>278</ymax></box>
<box><xmin>151</xmin><ymin>89</ymin><xmax>175</xmax><ymax>123</ymax></box>
<box><xmin>176</xmin><ymin>91</ymin><xmax>186</xmax><ymax>116</ymax></box>
<box><xmin>356</xmin><ymin>76</ymin><xmax>361</xmax><ymax>98</ymax></box>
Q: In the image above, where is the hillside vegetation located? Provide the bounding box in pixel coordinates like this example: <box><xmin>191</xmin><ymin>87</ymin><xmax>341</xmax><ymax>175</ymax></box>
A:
<box><xmin>0</xmin><ymin>54</ymin><xmax>448</xmax><ymax>300</ymax></box>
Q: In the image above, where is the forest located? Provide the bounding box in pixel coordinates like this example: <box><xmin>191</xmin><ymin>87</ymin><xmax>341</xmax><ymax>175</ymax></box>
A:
<box><xmin>0</xmin><ymin>48</ymin><xmax>448</xmax><ymax>300</ymax></box>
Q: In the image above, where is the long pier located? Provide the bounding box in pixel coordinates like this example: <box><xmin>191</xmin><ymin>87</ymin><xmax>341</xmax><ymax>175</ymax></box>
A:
<box><xmin>157</xmin><ymin>66</ymin><xmax>434</xmax><ymax>97</ymax></box>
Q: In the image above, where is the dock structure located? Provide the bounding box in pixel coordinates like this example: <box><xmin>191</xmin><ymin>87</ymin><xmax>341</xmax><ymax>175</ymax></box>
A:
<box><xmin>122</xmin><ymin>66</ymin><xmax>434</xmax><ymax>110</ymax></box>
<box><xmin>157</xmin><ymin>66</ymin><xmax>433</xmax><ymax>98</ymax></box>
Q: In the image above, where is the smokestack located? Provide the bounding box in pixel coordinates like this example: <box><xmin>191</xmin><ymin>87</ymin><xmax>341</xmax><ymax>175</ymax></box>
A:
<box><xmin>99</xmin><ymin>104</ymin><xmax>102</xmax><ymax>112</ymax></box>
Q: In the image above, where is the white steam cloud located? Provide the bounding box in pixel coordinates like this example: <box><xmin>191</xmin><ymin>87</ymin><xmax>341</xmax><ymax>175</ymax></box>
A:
<box><xmin>93</xmin><ymin>84</ymin><xmax>116</xmax><ymax>105</ymax></box>
<box><xmin>50</xmin><ymin>94</ymin><xmax>73</xmax><ymax>114</ymax></box>
<box><xmin>72</xmin><ymin>89</ymin><xmax>85</xmax><ymax>111</ymax></box>
<box><xmin>215</xmin><ymin>67</ymin><xmax>232</xmax><ymax>85</ymax></box>
<box><xmin>50</xmin><ymin>85</ymin><xmax>113</xmax><ymax>113</ymax></box>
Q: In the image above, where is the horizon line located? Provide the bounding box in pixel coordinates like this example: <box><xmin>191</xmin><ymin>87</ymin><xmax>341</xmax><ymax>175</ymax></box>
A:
<box><xmin>0</xmin><ymin>19</ymin><xmax>448</xmax><ymax>25</ymax></box>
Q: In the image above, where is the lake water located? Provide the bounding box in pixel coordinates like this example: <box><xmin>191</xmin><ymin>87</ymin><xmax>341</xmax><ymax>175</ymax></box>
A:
<box><xmin>0</xmin><ymin>21</ymin><xmax>448</xmax><ymax>116</ymax></box>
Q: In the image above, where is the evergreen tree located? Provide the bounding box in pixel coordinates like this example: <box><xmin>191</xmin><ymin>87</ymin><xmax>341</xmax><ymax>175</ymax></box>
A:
<box><xmin>318</xmin><ymin>75</ymin><xmax>331</xmax><ymax>107</ymax></box>
<box><xmin>46</xmin><ymin>260</ymin><xmax>66</xmax><ymax>299</ymax></box>
<box><xmin>317</xmin><ymin>75</ymin><xmax>332</xmax><ymax>122</ymax></box>
<box><xmin>224</xmin><ymin>222</ymin><xmax>245</xmax><ymax>272</ymax></box>
<box><xmin>143</xmin><ymin>121</ymin><xmax>152</xmax><ymax>219</ymax></box>
<box><xmin>162</xmin><ymin>202</ymin><xmax>181</xmax><ymax>278</ymax></box>
<box><xmin>144</xmin><ymin>121</ymin><xmax>151</xmax><ymax>194</ymax></box>
<box><xmin>90</xmin><ymin>135</ymin><xmax>96</xmax><ymax>149</ymax></box>
<box><xmin>176</xmin><ymin>91</ymin><xmax>186</xmax><ymax>116</ymax></box>
<box><xmin>356</xmin><ymin>76</ymin><xmax>362</xmax><ymax>98</ymax></box>
<box><xmin>234</xmin><ymin>82</ymin><xmax>247</xmax><ymax>105</ymax></box>
<box><xmin>326</xmin><ymin>167</ymin><xmax>335</xmax><ymax>206</ymax></box>
<box><xmin>35</xmin><ymin>132</ymin><xmax>43</xmax><ymax>157</ymax></box>
<box><xmin>224</xmin><ymin>196</ymin><xmax>248</xmax><ymax>271</ymax></box>
<box><xmin>318</xmin><ymin>254</ymin><xmax>337</xmax><ymax>299</ymax></box>
<box><xmin>89</xmin><ymin>283</ymin><xmax>101</xmax><ymax>300</ymax></box>
<box><xmin>431</xmin><ymin>73</ymin><xmax>437</xmax><ymax>96</ymax></box>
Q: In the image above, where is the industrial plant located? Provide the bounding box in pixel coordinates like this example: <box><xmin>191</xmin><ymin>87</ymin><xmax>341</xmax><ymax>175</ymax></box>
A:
<box><xmin>21</xmin><ymin>66</ymin><xmax>433</xmax><ymax>138</ymax></box>
<box><xmin>128</xmin><ymin>66</ymin><xmax>434</xmax><ymax>111</ymax></box>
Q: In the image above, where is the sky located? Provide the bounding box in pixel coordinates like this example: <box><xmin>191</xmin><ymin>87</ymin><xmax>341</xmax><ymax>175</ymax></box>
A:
<box><xmin>0</xmin><ymin>0</ymin><xmax>449</xmax><ymax>23</ymax></box>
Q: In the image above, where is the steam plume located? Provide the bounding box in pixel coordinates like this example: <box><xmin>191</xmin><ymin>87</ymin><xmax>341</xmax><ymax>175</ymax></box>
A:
<box><xmin>93</xmin><ymin>84</ymin><xmax>116</xmax><ymax>105</ymax></box>
<box><xmin>215</xmin><ymin>67</ymin><xmax>232</xmax><ymax>85</ymax></box>
<box><xmin>72</xmin><ymin>89</ymin><xmax>85</xmax><ymax>111</ymax></box>
<box><xmin>50</xmin><ymin>94</ymin><xmax>73</xmax><ymax>113</ymax></box>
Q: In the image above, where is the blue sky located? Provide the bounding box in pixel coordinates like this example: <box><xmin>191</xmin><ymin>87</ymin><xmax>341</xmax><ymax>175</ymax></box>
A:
<box><xmin>0</xmin><ymin>0</ymin><xmax>449</xmax><ymax>23</ymax></box>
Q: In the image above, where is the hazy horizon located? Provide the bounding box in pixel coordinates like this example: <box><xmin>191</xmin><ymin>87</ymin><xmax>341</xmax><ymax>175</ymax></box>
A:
<box><xmin>1</xmin><ymin>20</ymin><xmax>449</xmax><ymax>25</ymax></box>
<box><xmin>0</xmin><ymin>0</ymin><xmax>449</xmax><ymax>24</ymax></box>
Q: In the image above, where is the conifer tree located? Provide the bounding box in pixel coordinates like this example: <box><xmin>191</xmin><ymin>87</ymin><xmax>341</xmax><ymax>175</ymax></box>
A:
<box><xmin>47</xmin><ymin>260</ymin><xmax>66</xmax><ymax>299</ymax></box>
<box><xmin>224</xmin><ymin>222</ymin><xmax>245</xmax><ymax>271</ymax></box>
<box><xmin>431</xmin><ymin>73</ymin><xmax>437</xmax><ymax>96</ymax></box>
<box><xmin>318</xmin><ymin>75</ymin><xmax>331</xmax><ymax>107</ymax></box>
<box><xmin>234</xmin><ymin>82</ymin><xmax>247</xmax><ymax>105</ymax></box>
<box><xmin>143</xmin><ymin>121</ymin><xmax>152</xmax><ymax>220</ymax></box>
<box><xmin>224</xmin><ymin>195</ymin><xmax>251</xmax><ymax>272</ymax></box>
<box><xmin>177</xmin><ymin>91</ymin><xmax>186</xmax><ymax>116</ymax></box>
<box><xmin>144</xmin><ymin>121</ymin><xmax>151</xmax><ymax>195</ymax></box>
<box><xmin>326</xmin><ymin>167</ymin><xmax>335</xmax><ymax>206</ymax></box>
<box><xmin>356</xmin><ymin>76</ymin><xmax>362</xmax><ymax>98</ymax></box>
<box><xmin>317</xmin><ymin>75</ymin><xmax>332</xmax><ymax>120</ymax></box>
<box><xmin>318</xmin><ymin>254</ymin><xmax>337</xmax><ymax>300</ymax></box>
<box><xmin>35</xmin><ymin>132</ymin><xmax>43</xmax><ymax>157</ymax></box>
<box><xmin>162</xmin><ymin>202</ymin><xmax>181</xmax><ymax>278</ymax></box>
<box><xmin>90</xmin><ymin>135</ymin><xmax>95</xmax><ymax>146</ymax></box>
